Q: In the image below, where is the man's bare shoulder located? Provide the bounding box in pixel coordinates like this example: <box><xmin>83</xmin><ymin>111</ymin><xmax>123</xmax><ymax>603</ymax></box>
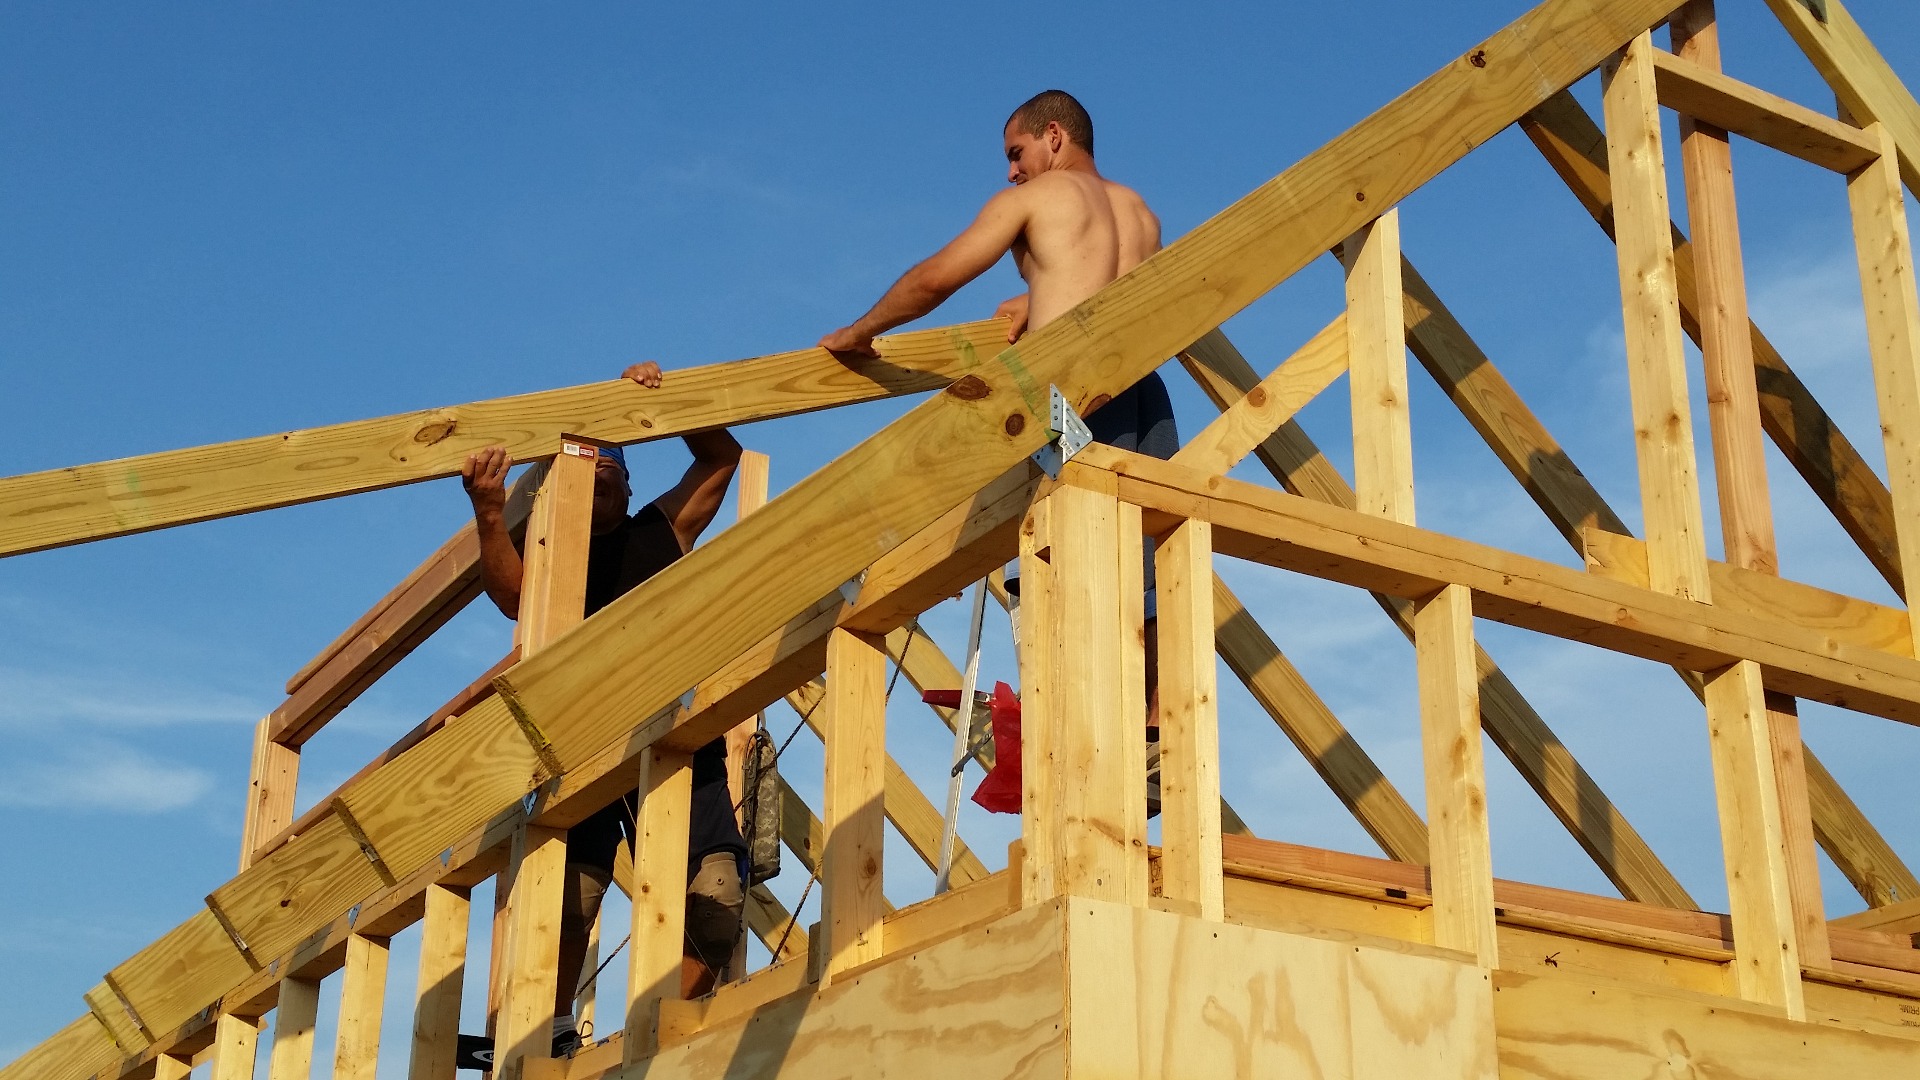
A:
<box><xmin>1102</xmin><ymin>180</ymin><xmax>1157</xmax><ymax>218</ymax></box>
<box><xmin>1020</xmin><ymin>170</ymin><xmax>1103</xmax><ymax>198</ymax></box>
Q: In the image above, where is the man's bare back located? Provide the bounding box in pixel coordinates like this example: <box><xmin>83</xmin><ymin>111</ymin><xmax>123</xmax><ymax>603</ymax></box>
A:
<box><xmin>1012</xmin><ymin>170</ymin><xmax>1159</xmax><ymax>331</ymax></box>
<box><xmin>819</xmin><ymin>91</ymin><xmax>1159</xmax><ymax>356</ymax></box>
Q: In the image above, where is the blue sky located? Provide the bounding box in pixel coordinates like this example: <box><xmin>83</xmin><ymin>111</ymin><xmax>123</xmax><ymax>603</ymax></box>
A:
<box><xmin>6</xmin><ymin>1</ymin><xmax>1920</xmax><ymax>1073</ymax></box>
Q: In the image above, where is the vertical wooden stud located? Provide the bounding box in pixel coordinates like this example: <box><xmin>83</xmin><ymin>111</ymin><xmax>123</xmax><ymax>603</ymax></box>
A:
<box><xmin>1672</xmin><ymin>0</ymin><xmax>1830</xmax><ymax>970</ymax></box>
<box><xmin>209</xmin><ymin>1013</ymin><xmax>263</xmax><ymax>1080</ymax></box>
<box><xmin>1764</xmin><ymin>691</ymin><xmax>1833</xmax><ymax>967</ymax></box>
<box><xmin>493</xmin><ymin>825</ymin><xmax>567</xmax><ymax>1080</ymax></box>
<box><xmin>724</xmin><ymin>449</ymin><xmax>770</xmax><ymax>983</ymax></box>
<box><xmin>1414</xmin><ymin>584</ymin><xmax>1497</xmax><ymax>966</ymax></box>
<box><xmin>1155</xmin><ymin>518</ymin><xmax>1224</xmax><ymax>920</ymax></box>
<box><xmin>821</xmin><ymin>627</ymin><xmax>888</xmax><ymax>981</ymax></box>
<box><xmin>239</xmin><ymin>718</ymin><xmax>298</xmax><ymax>872</ymax></box>
<box><xmin>1703</xmin><ymin>661</ymin><xmax>1806</xmax><ymax>1018</ymax></box>
<box><xmin>1672</xmin><ymin>1</ymin><xmax>1779</xmax><ymax>575</ymax></box>
<box><xmin>332</xmin><ymin>933</ymin><xmax>389</xmax><ymax>1080</ymax></box>
<box><xmin>1041</xmin><ymin>475</ymin><xmax>1148</xmax><ymax>906</ymax></box>
<box><xmin>1342</xmin><ymin>208</ymin><xmax>1416</xmax><ymax>524</ymax></box>
<box><xmin>266</xmin><ymin>977</ymin><xmax>321</xmax><ymax>1080</ymax></box>
<box><xmin>1018</xmin><ymin>499</ymin><xmax>1059</xmax><ymax>907</ymax></box>
<box><xmin>155</xmin><ymin>1053</ymin><xmax>193</xmax><ymax>1080</ymax></box>
<box><xmin>623</xmin><ymin>746</ymin><xmax>692</xmax><ymax>1065</ymax></box>
<box><xmin>1116</xmin><ymin>499</ymin><xmax>1152</xmax><ymax>905</ymax></box>
<box><xmin>409</xmin><ymin>883</ymin><xmax>470</xmax><ymax>1080</ymax></box>
<box><xmin>1603</xmin><ymin>31</ymin><xmax>1713</xmax><ymax>601</ymax></box>
<box><xmin>1850</xmin><ymin>121</ymin><xmax>1920</xmax><ymax>651</ymax></box>
<box><xmin>515</xmin><ymin>439</ymin><xmax>598</xmax><ymax>655</ymax></box>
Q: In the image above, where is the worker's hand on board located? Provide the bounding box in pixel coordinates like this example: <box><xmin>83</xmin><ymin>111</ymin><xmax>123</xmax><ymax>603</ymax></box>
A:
<box><xmin>622</xmin><ymin>360</ymin><xmax>663</xmax><ymax>388</ymax></box>
<box><xmin>994</xmin><ymin>293</ymin><xmax>1030</xmax><ymax>342</ymax></box>
<box><xmin>818</xmin><ymin>325</ymin><xmax>879</xmax><ymax>359</ymax></box>
<box><xmin>461</xmin><ymin>446</ymin><xmax>510</xmax><ymax>519</ymax></box>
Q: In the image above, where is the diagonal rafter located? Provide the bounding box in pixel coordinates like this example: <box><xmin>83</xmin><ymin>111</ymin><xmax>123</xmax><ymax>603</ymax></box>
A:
<box><xmin>0</xmin><ymin>321</ymin><xmax>1014</xmax><ymax>559</ymax></box>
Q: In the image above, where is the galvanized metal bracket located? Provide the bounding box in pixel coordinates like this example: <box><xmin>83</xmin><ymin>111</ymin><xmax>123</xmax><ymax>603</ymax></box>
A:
<box><xmin>1031</xmin><ymin>385</ymin><xmax>1093</xmax><ymax>478</ymax></box>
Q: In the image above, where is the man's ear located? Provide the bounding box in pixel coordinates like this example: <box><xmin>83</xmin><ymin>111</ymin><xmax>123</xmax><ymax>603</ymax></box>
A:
<box><xmin>1046</xmin><ymin>120</ymin><xmax>1065</xmax><ymax>153</ymax></box>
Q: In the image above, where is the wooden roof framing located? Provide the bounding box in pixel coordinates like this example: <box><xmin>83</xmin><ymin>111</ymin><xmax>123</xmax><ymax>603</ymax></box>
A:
<box><xmin>8</xmin><ymin>0</ymin><xmax>1920</xmax><ymax>1076</ymax></box>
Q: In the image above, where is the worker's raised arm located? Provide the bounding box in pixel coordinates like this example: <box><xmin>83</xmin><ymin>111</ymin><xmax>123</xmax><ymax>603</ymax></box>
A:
<box><xmin>820</xmin><ymin>187</ymin><xmax>1031</xmax><ymax>357</ymax></box>
<box><xmin>461</xmin><ymin>446</ymin><xmax>524</xmax><ymax>620</ymax></box>
<box><xmin>624</xmin><ymin>361</ymin><xmax>744</xmax><ymax>553</ymax></box>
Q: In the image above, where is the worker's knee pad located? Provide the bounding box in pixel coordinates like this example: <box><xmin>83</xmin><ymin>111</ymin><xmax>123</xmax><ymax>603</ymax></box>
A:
<box><xmin>683</xmin><ymin>852</ymin><xmax>745</xmax><ymax>963</ymax></box>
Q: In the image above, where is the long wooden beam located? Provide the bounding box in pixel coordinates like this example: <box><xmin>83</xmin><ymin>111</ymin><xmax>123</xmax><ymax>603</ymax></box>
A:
<box><xmin>1096</xmin><ymin>446</ymin><xmax>1920</xmax><ymax>726</ymax></box>
<box><xmin>1766</xmin><ymin>0</ymin><xmax>1920</xmax><ymax>195</ymax></box>
<box><xmin>1179</xmin><ymin>329</ymin><xmax>1696</xmax><ymax>908</ymax></box>
<box><xmin>0</xmin><ymin>320</ymin><xmax>1011</xmax><ymax>558</ymax></box>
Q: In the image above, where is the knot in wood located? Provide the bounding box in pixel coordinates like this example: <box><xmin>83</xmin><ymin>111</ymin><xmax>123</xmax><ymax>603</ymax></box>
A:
<box><xmin>412</xmin><ymin>417</ymin><xmax>459</xmax><ymax>445</ymax></box>
<box><xmin>1086</xmin><ymin>393</ymin><xmax>1113</xmax><ymax>413</ymax></box>
<box><xmin>947</xmin><ymin>374</ymin><xmax>992</xmax><ymax>401</ymax></box>
<box><xmin>1005</xmin><ymin>413</ymin><xmax>1027</xmax><ymax>436</ymax></box>
<box><xmin>1469</xmin><ymin>49</ymin><xmax>1488</xmax><ymax>68</ymax></box>
<box><xmin>1245</xmin><ymin>387</ymin><xmax>1268</xmax><ymax>408</ymax></box>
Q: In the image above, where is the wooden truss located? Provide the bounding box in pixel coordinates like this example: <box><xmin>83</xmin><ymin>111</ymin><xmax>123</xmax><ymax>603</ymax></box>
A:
<box><xmin>8</xmin><ymin>0</ymin><xmax>1920</xmax><ymax>1077</ymax></box>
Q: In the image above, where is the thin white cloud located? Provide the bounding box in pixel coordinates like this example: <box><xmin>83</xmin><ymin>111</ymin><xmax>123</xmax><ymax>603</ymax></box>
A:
<box><xmin>0</xmin><ymin>665</ymin><xmax>262</xmax><ymax>731</ymax></box>
<box><xmin>0</xmin><ymin>739</ymin><xmax>213</xmax><ymax>814</ymax></box>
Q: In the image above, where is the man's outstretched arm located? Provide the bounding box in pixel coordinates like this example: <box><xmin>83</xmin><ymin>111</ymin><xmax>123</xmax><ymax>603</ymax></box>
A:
<box><xmin>820</xmin><ymin>188</ymin><xmax>1029</xmax><ymax>357</ymax></box>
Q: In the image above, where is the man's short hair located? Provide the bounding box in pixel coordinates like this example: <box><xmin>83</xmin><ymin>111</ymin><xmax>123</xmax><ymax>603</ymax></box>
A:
<box><xmin>1007</xmin><ymin>90</ymin><xmax>1094</xmax><ymax>157</ymax></box>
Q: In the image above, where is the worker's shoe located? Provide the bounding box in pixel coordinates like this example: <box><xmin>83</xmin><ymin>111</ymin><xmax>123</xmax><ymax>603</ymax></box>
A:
<box><xmin>454</xmin><ymin>1019</ymin><xmax>584</xmax><ymax>1071</ymax></box>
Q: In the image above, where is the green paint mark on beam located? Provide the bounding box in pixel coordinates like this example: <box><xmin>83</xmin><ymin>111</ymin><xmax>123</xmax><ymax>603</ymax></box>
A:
<box><xmin>994</xmin><ymin>346</ymin><xmax>1049</xmax><ymax>425</ymax></box>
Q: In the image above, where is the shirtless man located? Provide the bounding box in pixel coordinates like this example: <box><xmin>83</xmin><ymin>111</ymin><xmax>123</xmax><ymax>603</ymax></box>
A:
<box><xmin>821</xmin><ymin>88</ymin><xmax>1179</xmax><ymax>759</ymax></box>
<box><xmin>818</xmin><ymin>88</ymin><xmax>1178</xmax><ymax>505</ymax></box>
<box><xmin>818</xmin><ymin>88</ymin><xmax>1161</xmax><ymax>356</ymax></box>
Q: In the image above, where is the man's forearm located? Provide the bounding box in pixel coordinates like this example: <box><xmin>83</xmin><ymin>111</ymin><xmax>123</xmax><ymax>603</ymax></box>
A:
<box><xmin>848</xmin><ymin>264</ymin><xmax>951</xmax><ymax>339</ymax></box>
<box><xmin>472</xmin><ymin>509</ymin><xmax>524</xmax><ymax>620</ymax></box>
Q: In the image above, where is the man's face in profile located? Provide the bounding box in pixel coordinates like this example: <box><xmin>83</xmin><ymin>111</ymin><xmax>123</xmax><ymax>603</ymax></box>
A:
<box><xmin>1004</xmin><ymin>121</ymin><xmax>1052</xmax><ymax>185</ymax></box>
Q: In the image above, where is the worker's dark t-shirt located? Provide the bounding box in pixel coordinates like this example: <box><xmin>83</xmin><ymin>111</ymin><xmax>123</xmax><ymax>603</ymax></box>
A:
<box><xmin>567</xmin><ymin>502</ymin><xmax>746</xmax><ymax>879</ymax></box>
